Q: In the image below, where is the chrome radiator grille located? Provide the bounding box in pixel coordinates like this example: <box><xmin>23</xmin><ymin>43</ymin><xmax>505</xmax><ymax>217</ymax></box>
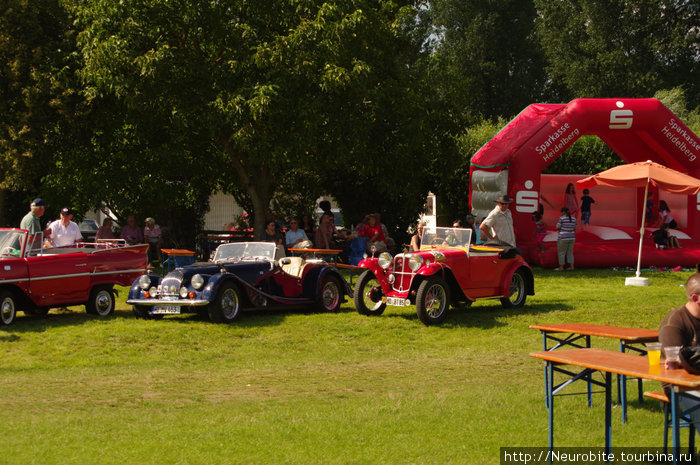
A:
<box><xmin>391</xmin><ymin>254</ymin><xmax>415</xmax><ymax>292</ymax></box>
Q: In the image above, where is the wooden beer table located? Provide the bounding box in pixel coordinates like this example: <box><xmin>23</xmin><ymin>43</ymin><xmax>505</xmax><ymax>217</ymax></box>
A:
<box><xmin>160</xmin><ymin>248</ymin><xmax>196</xmax><ymax>273</ymax></box>
<box><xmin>288</xmin><ymin>248</ymin><xmax>343</xmax><ymax>263</ymax></box>
<box><xmin>531</xmin><ymin>348</ymin><xmax>700</xmax><ymax>464</ymax></box>
<box><xmin>530</xmin><ymin>323</ymin><xmax>659</xmax><ymax>422</ymax></box>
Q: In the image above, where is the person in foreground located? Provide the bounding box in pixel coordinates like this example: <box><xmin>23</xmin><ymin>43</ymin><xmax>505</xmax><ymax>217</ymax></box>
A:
<box><xmin>659</xmin><ymin>273</ymin><xmax>700</xmax><ymax>430</ymax></box>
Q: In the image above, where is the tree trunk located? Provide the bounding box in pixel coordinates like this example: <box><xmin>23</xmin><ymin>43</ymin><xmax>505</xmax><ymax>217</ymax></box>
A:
<box><xmin>221</xmin><ymin>136</ymin><xmax>271</xmax><ymax>240</ymax></box>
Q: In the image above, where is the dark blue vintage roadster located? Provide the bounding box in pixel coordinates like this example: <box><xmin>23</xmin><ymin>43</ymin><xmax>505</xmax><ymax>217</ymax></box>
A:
<box><xmin>126</xmin><ymin>242</ymin><xmax>348</xmax><ymax>323</ymax></box>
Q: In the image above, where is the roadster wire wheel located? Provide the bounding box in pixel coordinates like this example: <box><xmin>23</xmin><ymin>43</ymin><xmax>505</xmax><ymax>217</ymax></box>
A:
<box><xmin>315</xmin><ymin>275</ymin><xmax>342</xmax><ymax>312</ymax></box>
<box><xmin>416</xmin><ymin>277</ymin><xmax>450</xmax><ymax>326</ymax></box>
<box><xmin>208</xmin><ymin>283</ymin><xmax>241</xmax><ymax>323</ymax></box>
<box><xmin>500</xmin><ymin>269</ymin><xmax>527</xmax><ymax>308</ymax></box>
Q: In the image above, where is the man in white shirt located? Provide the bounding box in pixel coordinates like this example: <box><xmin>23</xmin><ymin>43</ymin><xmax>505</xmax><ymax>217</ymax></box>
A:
<box><xmin>479</xmin><ymin>194</ymin><xmax>517</xmax><ymax>250</ymax></box>
<box><xmin>285</xmin><ymin>218</ymin><xmax>312</xmax><ymax>249</ymax></box>
<box><xmin>48</xmin><ymin>208</ymin><xmax>83</xmax><ymax>247</ymax></box>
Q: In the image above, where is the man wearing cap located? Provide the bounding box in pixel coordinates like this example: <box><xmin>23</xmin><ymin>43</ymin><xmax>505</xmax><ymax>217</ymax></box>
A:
<box><xmin>479</xmin><ymin>194</ymin><xmax>517</xmax><ymax>250</ymax></box>
<box><xmin>48</xmin><ymin>208</ymin><xmax>83</xmax><ymax>247</ymax></box>
<box><xmin>20</xmin><ymin>198</ymin><xmax>51</xmax><ymax>242</ymax></box>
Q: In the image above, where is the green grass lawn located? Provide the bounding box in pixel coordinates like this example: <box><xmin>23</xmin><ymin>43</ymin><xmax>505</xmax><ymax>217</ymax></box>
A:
<box><xmin>0</xmin><ymin>268</ymin><xmax>694</xmax><ymax>464</ymax></box>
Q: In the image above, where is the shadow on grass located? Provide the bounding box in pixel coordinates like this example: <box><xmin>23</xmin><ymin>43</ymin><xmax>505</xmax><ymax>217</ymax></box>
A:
<box><xmin>3</xmin><ymin>307</ymin><xmax>142</xmax><ymax>334</ymax></box>
<box><xmin>628</xmin><ymin>397</ymin><xmax>664</xmax><ymax>414</ymax></box>
<box><xmin>119</xmin><ymin>302</ymin><xmax>356</xmax><ymax>328</ymax></box>
<box><xmin>3</xmin><ymin>294</ymin><xmax>358</xmax><ymax>334</ymax></box>
<box><xmin>383</xmin><ymin>300</ymin><xmax>574</xmax><ymax>328</ymax></box>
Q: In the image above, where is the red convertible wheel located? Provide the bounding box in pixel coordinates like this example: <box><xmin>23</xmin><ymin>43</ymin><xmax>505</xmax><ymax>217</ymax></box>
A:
<box><xmin>354</xmin><ymin>271</ymin><xmax>386</xmax><ymax>316</ymax></box>
<box><xmin>315</xmin><ymin>275</ymin><xmax>342</xmax><ymax>312</ymax></box>
<box><xmin>86</xmin><ymin>286</ymin><xmax>115</xmax><ymax>317</ymax></box>
<box><xmin>0</xmin><ymin>291</ymin><xmax>17</xmax><ymax>325</ymax></box>
<box><xmin>416</xmin><ymin>277</ymin><xmax>450</xmax><ymax>326</ymax></box>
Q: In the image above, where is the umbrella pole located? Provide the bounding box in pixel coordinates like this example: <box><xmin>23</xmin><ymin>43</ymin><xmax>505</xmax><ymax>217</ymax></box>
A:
<box><xmin>626</xmin><ymin>180</ymin><xmax>650</xmax><ymax>286</ymax></box>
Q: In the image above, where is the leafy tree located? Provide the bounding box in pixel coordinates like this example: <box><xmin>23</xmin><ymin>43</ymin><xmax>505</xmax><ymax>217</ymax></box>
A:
<box><xmin>0</xmin><ymin>0</ymin><xmax>80</xmax><ymax>225</ymax></box>
<box><xmin>655</xmin><ymin>87</ymin><xmax>700</xmax><ymax>134</ymax></box>
<box><xmin>535</xmin><ymin>0</ymin><xmax>699</xmax><ymax>104</ymax></box>
<box><xmin>427</xmin><ymin>0</ymin><xmax>551</xmax><ymax>121</ymax></box>
<box><xmin>72</xmin><ymin>0</ymin><xmax>430</xmax><ymax>239</ymax></box>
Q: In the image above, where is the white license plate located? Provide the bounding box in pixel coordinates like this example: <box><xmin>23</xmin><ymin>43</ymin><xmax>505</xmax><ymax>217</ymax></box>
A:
<box><xmin>384</xmin><ymin>296</ymin><xmax>409</xmax><ymax>307</ymax></box>
<box><xmin>152</xmin><ymin>305</ymin><xmax>181</xmax><ymax>315</ymax></box>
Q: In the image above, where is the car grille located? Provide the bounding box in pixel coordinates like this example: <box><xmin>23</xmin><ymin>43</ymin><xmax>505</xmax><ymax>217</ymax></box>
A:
<box><xmin>159</xmin><ymin>276</ymin><xmax>183</xmax><ymax>299</ymax></box>
<box><xmin>391</xmin><ymin>254</ymin><xmax>415</xmax><ymax>293</ymax></box>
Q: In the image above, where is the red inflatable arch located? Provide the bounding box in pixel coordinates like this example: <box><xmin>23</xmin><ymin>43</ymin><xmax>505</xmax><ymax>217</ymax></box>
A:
<box><xmin>469</xmin><ymin>98</ymin><xmax>700</xmax><ymax>268</ymax></box>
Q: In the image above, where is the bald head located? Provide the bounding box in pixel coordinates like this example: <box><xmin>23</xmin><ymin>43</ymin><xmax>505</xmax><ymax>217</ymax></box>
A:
<box><xmin>686</xmin><ymin>273</ymin><xmax>700</xmax><ymax>300</ymax></box>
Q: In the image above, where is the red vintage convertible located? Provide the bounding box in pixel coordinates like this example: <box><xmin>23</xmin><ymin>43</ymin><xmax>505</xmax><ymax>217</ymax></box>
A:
<box><xmin>354</xmin><ymin>227</ymin><xmax>534</xmax><ymax>325</ymax></box>
<box><xmin>0</xmin><ymin>228</ymin><xmax>148</xmax><ymax>325</ymax></box>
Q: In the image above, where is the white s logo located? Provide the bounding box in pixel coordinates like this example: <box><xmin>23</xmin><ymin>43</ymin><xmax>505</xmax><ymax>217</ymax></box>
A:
<box><xmin>609</xmin><ymin>101</ymin><xmax>633</xmax><ymax>129</ymax></box>
<box><xmin>516</xmin><ymin>191</ymin><xmax>539</xmax><ymax>213</ymax></box>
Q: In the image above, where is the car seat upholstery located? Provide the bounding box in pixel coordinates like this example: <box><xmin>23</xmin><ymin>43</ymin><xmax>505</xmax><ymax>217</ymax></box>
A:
<box><xmin>280</xmin><ymin>256</ymin><xmax>305</xmax><ymax>278</ymax></box>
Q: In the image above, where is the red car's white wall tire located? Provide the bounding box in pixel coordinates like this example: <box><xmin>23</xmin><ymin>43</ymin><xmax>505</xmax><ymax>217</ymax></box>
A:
<box><xmin>0</xmin><ymin>291</ymin><xmax>17</xmax><ymax>325</ymax></box>
<box><xmin>86</xmin><ymin>286</ymin><xmax>115</xmax><ymax>317</ymax></box>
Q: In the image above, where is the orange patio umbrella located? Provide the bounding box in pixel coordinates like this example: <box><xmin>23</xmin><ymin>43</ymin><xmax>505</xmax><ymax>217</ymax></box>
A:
<box><xmin>577</xmin><ymin>160</ymin><xmax>700</xmax><ymax>285</ymax></box>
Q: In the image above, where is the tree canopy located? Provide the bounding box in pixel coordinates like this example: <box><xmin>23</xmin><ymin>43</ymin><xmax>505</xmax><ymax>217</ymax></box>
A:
<box><xmin>1</xmin><ymin>0</ymin><xmax>698</xmax><ymax>242</ymax></box>
<box><xmin>66</xmin><ymin>0</ymin><xmax>431</xmax><ymax>238</ymax></box>
<box><xmin>535</xmin><ymin>0</ymin><xmax>699</xmax><ymax>104</ymax></box>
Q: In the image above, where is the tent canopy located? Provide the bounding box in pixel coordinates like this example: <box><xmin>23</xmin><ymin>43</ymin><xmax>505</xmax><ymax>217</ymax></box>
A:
<box><xmin>577</xmin><ymin>160</ymin><xmax>700</xmax><ymax>195</ymax></box>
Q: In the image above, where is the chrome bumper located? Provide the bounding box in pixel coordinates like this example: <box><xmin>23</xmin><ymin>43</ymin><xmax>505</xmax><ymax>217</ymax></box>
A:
<box><xmin>126</xmin><ymin>298</ymin><xmax>209</xmax><ymax>307</ymax></box>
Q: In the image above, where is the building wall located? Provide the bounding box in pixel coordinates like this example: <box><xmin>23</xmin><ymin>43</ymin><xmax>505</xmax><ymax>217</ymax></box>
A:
<box><xmin>203</xmin><ymin>191</ymin><xmax>245</xmax><ymax>230</ymax></box>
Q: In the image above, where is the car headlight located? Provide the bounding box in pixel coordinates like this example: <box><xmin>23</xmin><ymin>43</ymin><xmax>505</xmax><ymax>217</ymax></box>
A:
<box><xmin>378</xmin><ymin>252</ymin><xmax>393</xmax><ymax>269</ymax></box>
<box><xmin>191</xmin><ymin>274</ymin><xmax>204</xmax><ymax>290</ymax></box>
<box><xmin>408</xmin><ymin>254</ymin><xmax>424</xmax><ymax>271</ymax></box>
<box><xmin>138</xmin><ymin>275</ymin><xmax>151</xmax><ymax>290</ymax></box>
<box><xmin>179</xmin><ymin>286</ymin><xmax>188</xmax><ymax>298</ymax></box>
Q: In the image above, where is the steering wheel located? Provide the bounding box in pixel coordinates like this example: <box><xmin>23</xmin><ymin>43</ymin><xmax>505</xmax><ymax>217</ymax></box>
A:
<box><xmin>2</xmin><ymin>247</ymin><xmax>17</xmax><ymax>256</ymax></box>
